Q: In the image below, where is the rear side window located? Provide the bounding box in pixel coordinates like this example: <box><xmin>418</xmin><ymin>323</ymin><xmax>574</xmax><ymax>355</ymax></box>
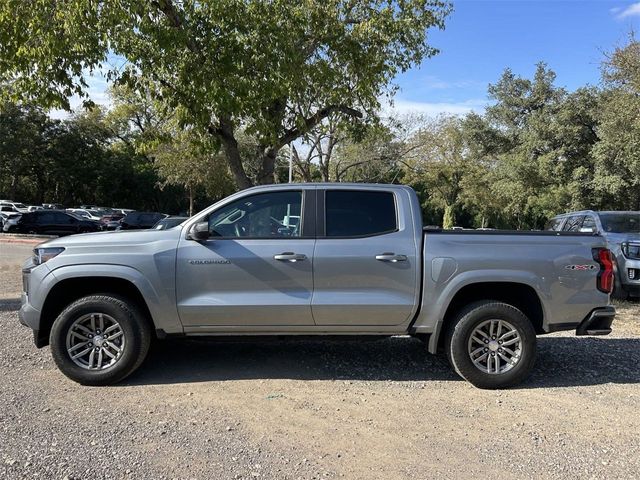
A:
<box><xmin>545</xmin><ymin>217</ymin><xmax>564</xmax><ymax>231</ymax></box>
<box><xmin>325</xmin><ymin>190</ymin><xmax>396</xmax><ymax>237</ymax></box>
<box><xmin>562</xmin><ymin>215</ymin><xmax>585</xmax><ymax>232</ymax></box>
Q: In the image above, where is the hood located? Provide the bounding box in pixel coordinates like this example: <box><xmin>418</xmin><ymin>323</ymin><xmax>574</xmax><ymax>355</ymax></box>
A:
<box><xmin>42</xmin><ymin>225</ymin><xmax>185</xmax><ymax>248</ymax></box>
<box><xmin>604</xmin><ymin>232</ymin><xmax>640</xmax><ymax>244</ymax></box>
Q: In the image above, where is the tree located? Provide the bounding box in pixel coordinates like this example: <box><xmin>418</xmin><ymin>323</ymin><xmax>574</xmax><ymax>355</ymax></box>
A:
<box><xmin>0</xmin><ymin>0</ymin><xmax>452</xmax><ymax>189</ymax></box>
<box><xmin>152</xmin><ymin>128</ymin><xmax>234</xmax><ymax>215</ymax></box>
<box><xmin>401</xmin><ymin>115</ymin><xmax>472</xmax><ymax>228</ymax></box>
<box><xmin>464</xmin><ymin>64</ymin><xmax>601</xmax><ymax>229</ymax></box>
<box><xmin>592</xmin><ymin>36</ymin><xmax>640</xmax><ymax>210</ymax></box>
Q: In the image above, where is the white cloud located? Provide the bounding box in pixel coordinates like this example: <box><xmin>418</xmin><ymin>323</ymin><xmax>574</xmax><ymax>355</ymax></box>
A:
<box><xmin>421</xmin><ymin>75</ymin><xmax>484</xmax><ymax>91</ymax></box>
<box><xmin>382</xmin><ymin>97</ymin><xmax>488</xmax><ymax>117</ymax></box>
<box><xmin>613</xmin><ymin>2</ymin><xmax>640</xmax><ymax>19</ymax></box>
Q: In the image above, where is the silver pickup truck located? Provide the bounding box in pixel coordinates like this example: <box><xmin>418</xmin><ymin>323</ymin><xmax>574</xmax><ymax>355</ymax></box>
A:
<box><xmin>19</xmin><ymin>183</ymin><xmax>616</xmax><ymax>389</ymax></box>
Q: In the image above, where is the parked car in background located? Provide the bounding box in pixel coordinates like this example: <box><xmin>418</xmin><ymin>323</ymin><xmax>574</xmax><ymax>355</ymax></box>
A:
<box><xmin>67</xmin><ymin>208</ymin><xmax>103</xmax><ymax>221</ymax></box>
<box><xmin>42</xmin><ymin>203</ymin><xmax>65</xmax><ymax>210</ymax></box>
<box><xmin>0</xmin><ymin>201</ymin><xmax>29</xmax><ymax>213</ymax></box>
<box><xmin>0</xmin><ymin>211</ymin><xmax>21</xmax><ymax>231</ymax></box>
<box><xmin>27</xmin><ymin>206</ymin><xmax>44</xmax><ymax>212</ymax></box>
<box><xmin>547</xmin><ymin>210</ymin><xmax>640</xmax><ymax>299</ymax></box>
<box><xmin>7</xmin><ymin>210</ymin><xmax>101</xmax><ymax>236</ymax></box>
<box><xmin>118</xmin><ymin>211</ymin><xmax>167</xmax><ymax>230</ymax></box>
<box><xmin>152</xmin><ymin>216</ymin><xmax>188</xmax><ymax>230</ymax></box>
<box><xmin>0</xmin><ymin>205</ymin><xmax>18</xmax><ymax>214</ymax></box>
<box><xmin>115</xmin><ymin>208</ymin><xmax>134</xmax><ymax>215</ymax></box>
<box><xmin>99</xmin><ymin>213</ymin><xmax>125</xmax><ymax>230</ymax></box>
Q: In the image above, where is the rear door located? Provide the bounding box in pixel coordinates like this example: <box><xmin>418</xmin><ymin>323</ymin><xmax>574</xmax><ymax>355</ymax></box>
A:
<box><xmin>311</xmin><ymin>187</ymin><xmax>420</xmax><ymax>327</ymax></box>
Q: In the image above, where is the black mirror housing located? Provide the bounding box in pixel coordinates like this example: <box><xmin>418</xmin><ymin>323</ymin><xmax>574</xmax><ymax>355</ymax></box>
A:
<box><xmin>189</xmin><ymin>221</ymin><xmax>210</xmax><ymax>241</ymax></box>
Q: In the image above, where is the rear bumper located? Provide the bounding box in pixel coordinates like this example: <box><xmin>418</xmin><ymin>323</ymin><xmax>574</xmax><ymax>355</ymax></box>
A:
<box><xmin>546</xmin><ymin>306</ymin><xmax>615</xmax><ymax>336</ymax></box>
<box><xmin>576</xmin><ymin>306</ymin><xmax>615</xmax><ymax>336</ymax></box>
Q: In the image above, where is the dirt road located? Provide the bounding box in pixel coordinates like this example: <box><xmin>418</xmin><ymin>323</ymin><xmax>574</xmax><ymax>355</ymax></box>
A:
<box><xmin>1</xmin><ymin>241</ymin><xmax>639</xmax><ymax>479</ymax></box>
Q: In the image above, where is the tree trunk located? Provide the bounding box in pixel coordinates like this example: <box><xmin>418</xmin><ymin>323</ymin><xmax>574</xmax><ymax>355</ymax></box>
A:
<box><xmin>442</xmin><ymin>204</ymin><xmax>455</xmax><ymax>229</ymax></box>
<box><xmin>188</xmin><ymin>185</ymin><xmax>194</xmax><ymax>216</ymax></box>
<box><xmin>256</xmin><ymin>149</ymin><xmax>277</xmax><ymax>185</ymax></box>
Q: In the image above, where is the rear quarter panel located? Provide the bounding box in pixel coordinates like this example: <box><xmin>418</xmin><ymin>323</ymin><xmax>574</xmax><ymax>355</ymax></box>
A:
<box><xmin>413</xmin><ymin>232</ymin><xmax>610</xmax><ymax>333</ymax></box>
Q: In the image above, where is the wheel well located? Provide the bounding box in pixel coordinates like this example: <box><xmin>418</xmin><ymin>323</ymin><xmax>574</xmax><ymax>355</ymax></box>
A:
<box><xmin>37</xmin><ymin>277</ymin><xmax>153</xmax><ymax>347</ymax></box>
<box><xmin>437</xmin><ymin>282</ymin><xmax>544</xmax><ymax>351</ymax></box>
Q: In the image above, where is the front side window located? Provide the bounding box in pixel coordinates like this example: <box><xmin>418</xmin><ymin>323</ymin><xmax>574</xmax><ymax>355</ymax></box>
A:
<box><xmin>208</xmin><ymin>191</ymin><xmax>302</xmax><ymax>238</ymax></box>
<box><xmin>325</xmin><ymin>190</ymin><xmax>397</xmax><ymax>237</ymax></box>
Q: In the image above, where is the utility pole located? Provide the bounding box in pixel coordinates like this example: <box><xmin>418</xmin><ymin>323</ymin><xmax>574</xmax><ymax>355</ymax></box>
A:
<box><xmin>288</xmin><ymin>144</ymin><xmax>294</xmax><ymax>183</ymax></box>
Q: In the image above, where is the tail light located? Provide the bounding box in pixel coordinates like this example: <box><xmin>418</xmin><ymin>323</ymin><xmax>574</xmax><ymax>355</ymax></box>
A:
<box><xmin>592</xmin><ymin>248</ymin><xmax>614</xmax><ymax>294</ymax></box>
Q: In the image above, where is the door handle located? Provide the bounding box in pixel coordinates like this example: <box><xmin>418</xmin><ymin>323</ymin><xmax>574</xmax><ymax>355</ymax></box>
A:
<box><xmin>274</xmin><ymin>252</ymin><xmax>307</xmax><ymax>262</ymax></box>
<box><xmin>375</xmin><ymin>253</ymin><xmax>408</xmax><ymax>263</ymax></box>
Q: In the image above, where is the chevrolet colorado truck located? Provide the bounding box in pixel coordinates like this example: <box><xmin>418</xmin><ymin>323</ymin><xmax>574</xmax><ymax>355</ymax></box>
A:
<box><xmin>19</xmin><ymin>184</ymin><xmax>616</xmax><ymax>389</ymax></box>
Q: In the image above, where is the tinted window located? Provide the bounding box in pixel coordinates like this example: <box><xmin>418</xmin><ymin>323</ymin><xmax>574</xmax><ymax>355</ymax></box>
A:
<box><xmin>209</xmin><ymin>191</ymin><xmax>302</xmax><ymax>238</ymax></box>
<box><xmin>325</xmin><ymin>190</ymin><xmax>396</xmax><ymax>237</ymax></box>
<box><xmin>562</xmin><ymin>215</ymin><xmax>585</xmax><ymax>232</ymax></box>
<box><xmin>38</xmin><ymin>212</ymin><xmax>55</xmax><ymax>224</ymax></box>
<box><xmin>599</xmin><ymin>212</ymin><xmax>640</xmax><ymax>233</ymax></box>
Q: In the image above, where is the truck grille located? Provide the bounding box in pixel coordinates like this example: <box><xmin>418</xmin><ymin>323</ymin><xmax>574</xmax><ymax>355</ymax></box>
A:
<box><xmin>630</xmin><ymin>268</ymin><xmax>638</xmax><ymax>280</ymax></box>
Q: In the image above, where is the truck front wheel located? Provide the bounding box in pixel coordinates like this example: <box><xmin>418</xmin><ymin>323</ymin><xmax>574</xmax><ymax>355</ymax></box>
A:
<box><xmin>49</xmin><ymin>295</ymin><xmax>151</xmax><ymax>385</ymax></box>
<box><xmin>445</xmin><ymin>301</ymin><xmax>537</xmax><ymax>389</ymax></box>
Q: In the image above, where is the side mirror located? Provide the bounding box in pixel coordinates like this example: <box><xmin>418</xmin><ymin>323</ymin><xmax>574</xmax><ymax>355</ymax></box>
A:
<box><xmin>189</xmin><ymin>221</ymin><xmax>211</xmax><ymax>241</ymax></box>
<box><xmin>579</xmin><ymin>226</ymin><xmax>595</xmax><ymax>233</ymax></box>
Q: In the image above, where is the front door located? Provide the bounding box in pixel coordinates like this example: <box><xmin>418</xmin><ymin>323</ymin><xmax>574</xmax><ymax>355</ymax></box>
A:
<box><xmin>176</xmin><ymin>189</ymin><xmax>315</xmax><ymax>328</ymax></box>
<box><xmin>312</xmin><ymin>188</ymin><xmax>420</xmax><ymax>327</ymax></box>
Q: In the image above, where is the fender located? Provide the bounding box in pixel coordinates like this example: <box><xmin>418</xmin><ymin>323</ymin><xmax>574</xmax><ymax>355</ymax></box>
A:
<box><xmin>42</xmin><ymin>264</ymin><xmax>183</xmax><ymax>334</ymax></box>
<box><xmin>412</xmin><ymin>269</ymin><xmax>549</xmax><ymax>354</ymax></box>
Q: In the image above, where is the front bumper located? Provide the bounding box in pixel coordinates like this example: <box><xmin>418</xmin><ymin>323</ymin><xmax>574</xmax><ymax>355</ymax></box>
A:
<box><xmin>576</xmin><ymin>306</ymin><xmax>615</xmax><ymax>336</ymax></box>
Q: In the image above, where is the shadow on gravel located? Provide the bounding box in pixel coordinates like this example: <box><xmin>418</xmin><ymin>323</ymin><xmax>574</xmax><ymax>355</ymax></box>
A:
<box><xmin>122</xmin><ymin>335</ymin><xmax>640</xmax><ymax>389</ymax></box>
<box><xmin>0</xmin><ymin>298</ymin><xmax>20</xmax><ymax>312</ymax></box>
<box><xmin>124</xmin><ymin>336</ymin><xmax>458</xmax><ymax>385</ymax></box>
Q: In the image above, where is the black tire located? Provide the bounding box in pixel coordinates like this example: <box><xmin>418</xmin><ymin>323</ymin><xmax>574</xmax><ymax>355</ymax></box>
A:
<box><xmin>445</xmin><ymin>301</ymin><xmax>537</xmax><ymax>389</ymax></box>
<box><xmin>49</xmin><ymin>295</ymin><xmax>151</xmax><ymax>386</ymax></box>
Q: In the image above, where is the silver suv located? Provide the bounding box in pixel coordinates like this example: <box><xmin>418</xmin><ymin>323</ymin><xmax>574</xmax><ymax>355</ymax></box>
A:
<box><xmin>547</xmin><ymin>210</ymin><xmax>640</xmax><ymax>299</ymax></box>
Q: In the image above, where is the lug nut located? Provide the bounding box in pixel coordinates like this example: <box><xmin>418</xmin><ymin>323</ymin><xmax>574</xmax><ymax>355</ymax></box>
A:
<box><xmin>498</xmin><ymin>348</ymin><xmax>503</xmax><ymax>353</ymax></box>
<box><xmin>484</xmin><ymin>339</ymin><xmax>489</xmax><ymax>344</ymax></box>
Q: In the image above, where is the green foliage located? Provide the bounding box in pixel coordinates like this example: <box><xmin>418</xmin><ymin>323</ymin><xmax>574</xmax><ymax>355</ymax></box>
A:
<box><xmin>0</xmin><ymin>0</ymin><xmax>452</xmax><ymax>188</ymax></box>
<box><xmin>0</xmin><ymin>101</ymin><xmax>190</xmax><ymax>212</ymax></box>
<box><xmin>592</xmin><ymin>37</ymin><xmax>640</xmax><ymax>210</ymax></box>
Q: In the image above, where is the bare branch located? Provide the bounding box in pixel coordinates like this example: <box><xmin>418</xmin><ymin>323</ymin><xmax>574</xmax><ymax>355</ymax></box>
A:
<box><xmin>277</xmin><ymin>105</ymin><xmax>362</xmax><ymax>149</ymax></box>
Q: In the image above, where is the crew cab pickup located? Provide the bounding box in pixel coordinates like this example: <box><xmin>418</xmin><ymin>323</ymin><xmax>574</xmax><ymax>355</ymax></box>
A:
<box><xmin>19</xmin><ymin>184</ymin><xmax>616</xmax><ymax>388</ymax></box>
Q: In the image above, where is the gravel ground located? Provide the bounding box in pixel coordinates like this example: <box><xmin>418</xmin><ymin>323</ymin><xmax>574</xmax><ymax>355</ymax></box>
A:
<box><xmin>1</xmin><ymin>241</ymin><xmax>639</xmax><ymax>479</ymax></box>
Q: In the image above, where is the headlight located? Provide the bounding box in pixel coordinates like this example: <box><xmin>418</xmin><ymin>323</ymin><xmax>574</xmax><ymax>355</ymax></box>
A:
<box><xmin>33</xmin><ymin>247</ymin><xmax>65</xmax><ymax>265</ymax></box>
<box><xmin>622</xmin><ymin>242</ymin><xmax>640</xmax><ymax>259</ymax></box>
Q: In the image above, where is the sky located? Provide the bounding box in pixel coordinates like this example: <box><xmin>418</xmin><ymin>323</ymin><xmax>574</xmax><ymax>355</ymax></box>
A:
<box><xmin>389</xmin><ymin>0</ymin><xmax>640</xmax><ymax>115</ymax></box>
<box><xmin>53</xmin><ymin>0</ymin><xmax>640</xmax><ymax>119</ymax></box>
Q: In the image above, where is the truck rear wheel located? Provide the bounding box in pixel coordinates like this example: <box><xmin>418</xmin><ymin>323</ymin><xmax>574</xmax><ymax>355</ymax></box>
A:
<box><xmin>445</xmin><ymin>301</ymin><xmax>537</xmax><ymax>389</ymax></box>
<box><xmin>49</xmin><ymin>295</ymin><xmax>151</xmax><ymax>385</ymax></box>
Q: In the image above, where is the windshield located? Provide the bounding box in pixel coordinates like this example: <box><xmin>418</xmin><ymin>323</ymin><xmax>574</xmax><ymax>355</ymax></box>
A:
<box><xmin>14</xmin><ymin>203</ymin><xmax>26</xmax><ymax>209</ymax></box>
<box><xmin>599</xmin><ymin>213</ymin><xmax>640</xmax><ymax>233</ymax></box>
